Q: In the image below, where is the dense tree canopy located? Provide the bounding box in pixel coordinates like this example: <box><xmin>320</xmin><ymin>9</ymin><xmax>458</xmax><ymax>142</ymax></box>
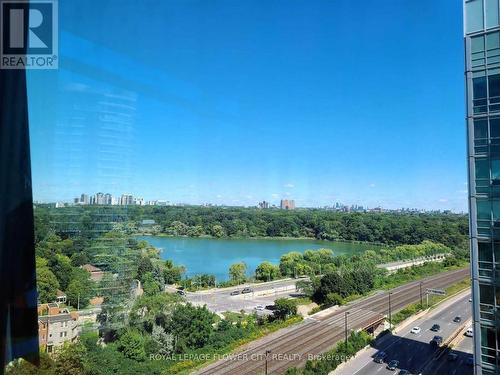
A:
<box><xmin>109</xmin><ymin>205</ymin><xmax>469</xmax><ymax>248</ymax></box>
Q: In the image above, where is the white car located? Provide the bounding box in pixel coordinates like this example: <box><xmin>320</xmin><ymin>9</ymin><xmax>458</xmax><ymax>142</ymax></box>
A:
<box><xmin>465</xmin><ymin>327</ymin><xmax>473</xmax><ymax>337</ymax></box>
<box><xmin>254</xmin><ymin>305</ymin><xmax>265</xmax><ymax>311</ymax></box>
<box><xmin>410</xmin><ymin>326</ymin><xmax>421</xmax><ymax>334</ymax></box>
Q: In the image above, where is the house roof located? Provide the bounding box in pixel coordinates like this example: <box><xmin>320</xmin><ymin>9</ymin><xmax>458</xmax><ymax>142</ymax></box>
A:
<box><xmin>82</xmin><ymin>264</ymin><xmax>102</xmax><ymax>272</ymax></box>
<box><xmin>56</xmin><ymin>290</ymin><xmax>66</xmax><ymax>297</ymax></box>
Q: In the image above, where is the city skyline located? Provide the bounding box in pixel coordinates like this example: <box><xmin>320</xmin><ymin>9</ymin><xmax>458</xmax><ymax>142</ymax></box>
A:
<box><xmin>43</xmin><ymin>190</ymin><xmax>462</xmax><ymax>214</ymax></box>
<box><xmin>28</xmin><ymin>0</ymin><xmax>466</xmax><ymax>212</ymax></box>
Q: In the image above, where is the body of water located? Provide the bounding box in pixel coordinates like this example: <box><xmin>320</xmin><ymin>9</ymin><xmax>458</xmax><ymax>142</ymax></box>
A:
<box><xmin>136</xmin><ymin>236</ymin><xmax>376</xmax><ymax>281</ymax></box>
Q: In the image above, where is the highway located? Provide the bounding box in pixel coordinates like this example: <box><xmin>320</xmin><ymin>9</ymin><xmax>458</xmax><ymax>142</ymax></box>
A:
<box><xmin>422</xmin><ymin>321</ymin><xmax>473</xmax><ymax>375</ymax></box>
<box><xmin>192</xmin><ymin>268</ymin><xmax>469</xmax><ymax>375</ymax></box>
<box><xmin>335</xmin><ymin>291</ymin><xmax>472</xmax><ymax>375</ymax></box>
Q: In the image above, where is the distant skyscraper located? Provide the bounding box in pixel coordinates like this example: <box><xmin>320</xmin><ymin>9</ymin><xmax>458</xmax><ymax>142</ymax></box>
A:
<box><xmin>258</xmin><ymin>200</ymin><xmax>270</xmax><ymax>209</ymax></box>
<box><xmin>104</xmin><ymin>193</ymin><xmax>112</xmax><ymax>205</ymax></box>
<box><xmin>95</xmin><ymin>192</ymin><xmax>105</xmax><ymax>205</ymax></box>
<box><xmin>280</xmin><ymin>199</ymin><xmax>295</xmax><ymax>210</ymax></box>
<box><xmin>121</xmin><ymin>194</ymin><xmax>134</xmax><ymax>206</ymax></box>
<box><xmin>80</xmin><ymin>194</ymin><xmax>89</xmax><ymax>205</ymax></box>
<box><xmin>464</xmin><ymin>1</ymin><xmax>500</xmax><ymax>374</ymax></box>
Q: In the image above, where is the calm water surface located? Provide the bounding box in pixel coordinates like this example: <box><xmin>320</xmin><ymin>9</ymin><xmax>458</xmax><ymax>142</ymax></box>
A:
<box><xmin>136</xmin><ymin>236</ymin><xmax>377</xmax><ymax>281</ymax></box>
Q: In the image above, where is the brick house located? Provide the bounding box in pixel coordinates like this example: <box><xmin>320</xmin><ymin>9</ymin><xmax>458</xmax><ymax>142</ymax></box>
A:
<box><xmin>81</xmin><ymin>264</ymin><xmax>104</xmax><ymax>282</ymax></box>
<box><xmin>38</xmin><ymin>303</ymin><xmax>80</xmax><ymax>353</ymax></box>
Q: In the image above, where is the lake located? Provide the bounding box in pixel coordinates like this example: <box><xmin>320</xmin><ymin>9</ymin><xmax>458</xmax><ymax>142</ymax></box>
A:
<box><xmin>136</xmin><ymin>236</ymin><xmax>377</xmax><ymax>281</ymax></box>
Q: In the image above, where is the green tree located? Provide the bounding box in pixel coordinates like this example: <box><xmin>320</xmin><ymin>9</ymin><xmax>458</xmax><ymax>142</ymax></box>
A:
<box><xmin>54</xmin><ymin>342</ymin><xmax>87</xmax><ymax>375</ymax></box>
<box><xmin>324</xmin><ymin>292</ymin><xmax>344</xmax><ymax>307</ymax></box>
<box><xmin>211</xmin><ymin>224</ymin><xmax>225</xmax><ymax>238</ymax></box>
<box><xmin>273</xmin><ymin>298</ymin><xmax>297</xmax><ymax>320</ymax></box>
<box><xmin>118</xmin><ymin>329</ymin><xmax>147</xmax><ymax>361</ymax></box>
<box><xmin>66</xmin><ymin>268</ymin><xmax>95</xmax><ymax>309</ymax></box>
<box><xmin>137</xmin><ymin>256</ymin><xmax>154</xmax><ymax>282</ymax></box>
<box><xmin>5</xmin><ymin>352</ymin><xmax>55</xmax><ymax>375</ymax></box>
<box><xmin>36</xmin><ymin>256</ymin><xmax>60</xmax><ymax>303</ymax></box>
<box><xmin>169</xmin><ymin>304</ymin><xmax>215</xmax><ymax>350</ymax></box>
<box><xmin>255</xmin><ymin>261</ymin><xmax>281</xmax><ymax>281</ymax></box>
<box><xmin>129</xmin><ymin>293</ymin><xmax>179</xmax><ymax>333</ymax></box>
<box><xmin>229</xmin><ymin>262</ymin><xmax>247</xmax><ymax>284</ymax></box>
<box><xmin>49</xmin><ymin>254</ymin><xmax>73</xmax><ymax>291</ymax></box>
<box><xmin>142</xmin><ymin>272</ymin><xmax>161</xmax><ymax>296</ymax></box>
<box><xmin>163</xmin><ymin>261</ymin><xmax>185</xmax><ymax>284</ymax></box>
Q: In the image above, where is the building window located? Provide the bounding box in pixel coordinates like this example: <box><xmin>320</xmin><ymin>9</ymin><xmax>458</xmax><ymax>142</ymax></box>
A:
<box><xmin>475</xmin><ymin>119</ymin><xmax>488</xmax><ymax>139</ymax></box>
<box><xmin>490</xmin><ymin>117</ymin><xmax>500</xmax><ymax>138</ymax></box>
<box><xmin>479</xmin><ymin>241</ymin><xmax>493</xmax><ymax>261</ymax></box>
<box><xmin>476</xmin><ymin>158</ymin><xmax>490</xmax><ymax>180</ymax></box>
<box><xmin>486</xmin><ymin>0</ymin><xmax>500</xmax><ymax>29</ymax></box>
<box><xmin>473</xmin><ymin>76</ymin><xmax>488</xmax><ymax>114</ymax></box>
<box><xmin>466</xmin><ymin>0</ymin><xmax>485</xmax><ymax>33</ymax></box>
<box><xmin>480</xmin><ymin>283</ymin><xmax>495</xmax><ymax>305</ymax></box>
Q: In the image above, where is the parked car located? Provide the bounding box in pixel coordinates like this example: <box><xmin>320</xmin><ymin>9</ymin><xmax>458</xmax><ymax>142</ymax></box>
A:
<box><xmin>176</xmin><ymin>289</ymin><xmax>186</xmax><ymax>296</ymax></box>
<box><xmin>430</xmin><ymin>335</ymin><xmax>443</xmax><ymax>346</ymax></box>
<box><xmin>465</xmin><ymin>327</ymin><xmax>473</xmax><ymax>337</ymax></box>
<box><xmin>447</xmin><ymin>352</ymin><xmax>458</xmax><ymax>361</ymax></box>
<box><xmin>254</xmin><ymin>305</ymin><xmax>265</xmax><ymax>311</ymax></box>
<box><xmin>373</xmin><ymin>351</ymin><xmax>387</xmax><ymax>363</ymax></box>
<box><xmin>230</xmin><ymin>290</ymin><xmax>240</xmax><ymax>296</ymax></box>
<box><xmin>241</xmin><ymin>287</ymin><xmax>253</xmax><ymax>294</ymax></box>
<box><xmin>430</xmin><ymin>324</ymin><xmax>441</xmax><ymax>332</ymax></box>
<box><xmin>387</xmin><ymin>360</ymin><xmax>399</xmax><ymax>371</ymax></box>
<box><xmin>453</xmin><ymin>316</ymin><xmax>462</xmax><ymax>323</ymax></box>
<box><xmin>410</xmin><ymin>326</ymin><xmax>421</xmax><ymax>334</ymax></box>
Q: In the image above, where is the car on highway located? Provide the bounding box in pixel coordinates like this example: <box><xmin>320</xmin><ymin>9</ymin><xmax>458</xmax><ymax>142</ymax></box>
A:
<box><xmin>387</xmin><ymin>360</ymin><xmax>399</xmax><ymax>371</ymax></box>
<box><xmin>254</xmin><ymin>305</ymin><xmax>265</xmax><ymax>311</ymax></box>
<box><xmin>176</xmin><ymin>289</ymin><xmax>186</xmax><ymax>296</ymax></box>
<box><xmin>397</xmin><ymin>370</ymin><xmax>411</xmax><ymax>375</ymax></box>
<box><xmin>453</xmin><ymin>316</ymin><xmax>462</xmax><ymax>323</ymax></box>
<box><xmin>229</xmin><ymin>290</ymin><xmax>240</xmax><ymax>296</ymax></box>
<box><xmin>241</xmin><ymin>287</ymin><xmax>253</xmax><ymax>294</ymax></box>
<box><xmin>373</xmin><ymin>351</ymin><xmax>387</xmax><ymax>363</ymax></box>
<box><xmin>430</xmin><ymin>335</ymin><xmax>443</xmax><ymax>346</ymax></box>
<box><xmin>410</xmin><ymin>326</ymin><xmax>421</xmax><ymax>334</ymax></box>
<box><xmin>469</xmin><ymin>297</ymin><xmax>472</xmax><ymax>302</ymax></box>
<box><xmin>430</xmin><ymin>324</ymin><xmax>441</xmax><ymax>332</ymax></box>
<box><xmin>465</xmin><ymin>327</ymin><xmax>473</xmax><ymax>337</ymax></box>
<box><xmin>447</xmin><ymin>352</ymin><xmax>458</xmax><ymax>361</ymax></box>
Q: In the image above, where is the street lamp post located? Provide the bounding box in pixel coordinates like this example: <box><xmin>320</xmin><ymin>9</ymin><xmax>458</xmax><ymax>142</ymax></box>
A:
<box><xmin>344</xmin><ymin>311</ymin><xmax>350</xmax><ymax>347</ymax></box>
<box><xmin>388</xmin><ymin>292</ymin><xmax>393</xmax><ymax>331</ymax></box>
<box><xmin>265</xmin><ymin>349</ymin><xmax>271</xmax><ymax>375</ymax></box>
<box><xmin>419</xmin><ymin>282</ymin><xmax>423</xmax><ymax>308</ymax></box>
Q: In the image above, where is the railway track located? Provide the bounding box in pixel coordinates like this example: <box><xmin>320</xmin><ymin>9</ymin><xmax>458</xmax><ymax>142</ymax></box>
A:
<box><xmin>193</xmin><ymin>268</ymin><xmax>469</xmax><ymax>375</ymax></box>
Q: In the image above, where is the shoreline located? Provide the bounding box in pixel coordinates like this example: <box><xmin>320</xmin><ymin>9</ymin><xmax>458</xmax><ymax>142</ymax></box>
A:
<box><xmin>133</xmin><ymin>233</ymin><xmax>386</xmax><ymax>247</ymax></box>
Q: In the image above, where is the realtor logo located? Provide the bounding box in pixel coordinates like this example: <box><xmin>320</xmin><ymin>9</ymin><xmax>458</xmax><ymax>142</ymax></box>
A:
<box><xmin>1</xmin><ymin>0</ymin><xmax>58</xmax><ymax>69</ymax></box>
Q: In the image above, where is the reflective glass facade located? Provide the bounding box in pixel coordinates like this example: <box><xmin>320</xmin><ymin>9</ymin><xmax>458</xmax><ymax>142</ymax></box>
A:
<box><xmin>465</xmin><ymin>1</ymin><xmax>500</xmax><ymax>374</ymax></box>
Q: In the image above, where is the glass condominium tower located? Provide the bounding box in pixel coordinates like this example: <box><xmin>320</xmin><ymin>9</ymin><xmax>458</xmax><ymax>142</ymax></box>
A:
<box><xmin>465</xmin><ymin>1</ymin><xmax>500</xmax><ymax>374</ymax></box>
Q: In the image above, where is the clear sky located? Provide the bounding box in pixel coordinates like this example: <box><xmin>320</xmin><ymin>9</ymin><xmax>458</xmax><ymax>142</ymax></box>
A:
<box><xmin>27</xmin><ymin>0</ymin><xmax>467</xmax><ymax>211</ymax></box>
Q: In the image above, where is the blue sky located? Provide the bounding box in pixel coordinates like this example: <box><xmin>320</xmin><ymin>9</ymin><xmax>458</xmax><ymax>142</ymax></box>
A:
<box><xmin>27</xmin><ymin>0</ymin><xmax>467</xmax><ymax>211</ymax></box>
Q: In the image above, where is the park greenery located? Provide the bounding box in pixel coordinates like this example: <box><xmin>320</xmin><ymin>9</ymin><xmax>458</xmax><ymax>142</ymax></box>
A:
<box><xmin>284</xmin><ymin>331</ymin><xmax>373</xmax><ymax>375</ymax></box>
<box><xmin>106</xmin><ymin>205</ymin><xmax>468</xmax><ymax>248</ymax></box>
<box><xmin>19</xmin><ymin>205</ymin><xmax>470</xmax><ymax>375</ymax></box>
<box><xmin>291</xmin><ymin>241</ymin><xmax>468</xmax><ymax>308</ymax></box>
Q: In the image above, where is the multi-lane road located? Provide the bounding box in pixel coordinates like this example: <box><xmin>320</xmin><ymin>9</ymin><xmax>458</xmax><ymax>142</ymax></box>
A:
<box><xmin>422</xmin><ymin>319</ymin><xmax>474</xmax><ymax>375</ymax></box>
<box><xmin>192</xmin><ymin>268</ymin><xmax>469</xmax><ymax>375</ymax></box>
<box><xmin>336</xmin><ymin>291</ymin><xmax>472</xmax><ymax>375</ymax></box>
